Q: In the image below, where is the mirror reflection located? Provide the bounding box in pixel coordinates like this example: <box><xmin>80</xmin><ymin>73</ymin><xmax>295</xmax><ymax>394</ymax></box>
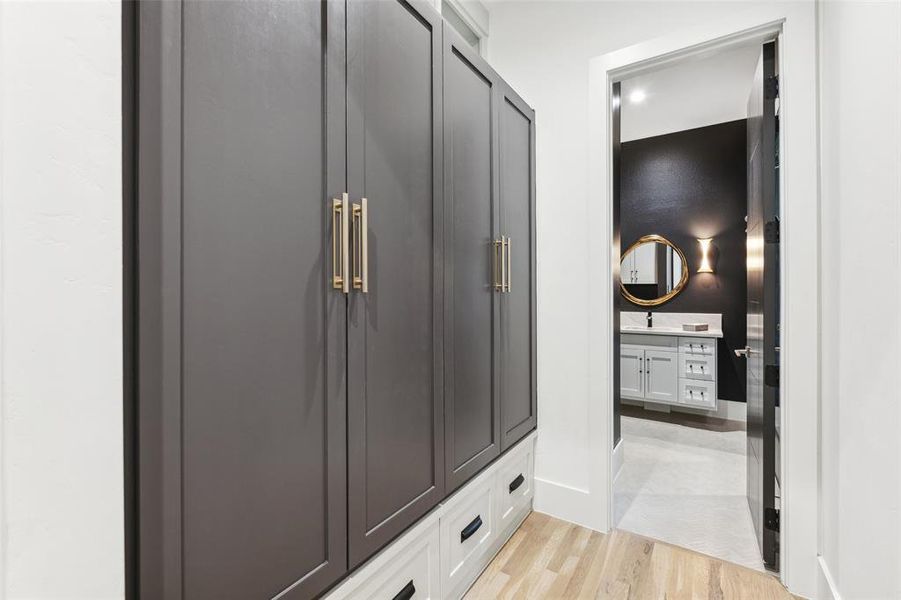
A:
<box><xmin>621</xmin><ymin>235</ymin><xmax>688</xmax><ymax>306</ymax></box>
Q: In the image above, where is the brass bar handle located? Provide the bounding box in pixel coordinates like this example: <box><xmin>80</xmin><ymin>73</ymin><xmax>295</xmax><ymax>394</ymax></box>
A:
<box><xmin>332</xmin><ymin>193</ymin><xmax>350</xmax><ymax>293</ymax></box>
<box><xmin>501</xmin><ymin>236</ymin><xmax>507</xmax><ymax>292</ymax></box>
<box><xmin>493</xmin><ymin>238</ymin><xmax>504</xmax><ymax>292</ymax></box>
<box><xmin>352</xmin><ymin>197</ymin><xmax>368</xmax><ymax>293</ymax></box>
<box><xmin>505</xmin><ymin>236</ymin><xmax>511</xmax><ymax>293</ymax></box>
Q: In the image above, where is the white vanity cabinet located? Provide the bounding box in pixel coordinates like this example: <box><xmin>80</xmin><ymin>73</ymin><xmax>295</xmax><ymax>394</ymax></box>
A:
<box><xmin>621</xmin><ymin>332</ymin><xmax>718</xmax><ymax>410</ymax></box>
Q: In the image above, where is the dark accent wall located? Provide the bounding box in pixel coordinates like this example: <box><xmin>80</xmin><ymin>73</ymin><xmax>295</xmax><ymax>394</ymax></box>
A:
<box><xmin>620</xmin><ymin>119</ymin><xmax>748</xmax><ymax>403</ymax></box>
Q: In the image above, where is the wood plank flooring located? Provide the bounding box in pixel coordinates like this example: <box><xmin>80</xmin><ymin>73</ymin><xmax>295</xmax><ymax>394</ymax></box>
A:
<box><xmin>464</xmin><ymin>512</ymin><xmax>794</xmax><ymax>599</ymax></box>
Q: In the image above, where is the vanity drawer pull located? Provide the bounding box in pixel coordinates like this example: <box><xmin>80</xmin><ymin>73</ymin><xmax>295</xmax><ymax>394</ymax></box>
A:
<box><xmin>681</xmin><ymin>379</ymin><xmax>716</xmax><ymax>408</ymax></box>
<box><xmin>680</xmin><ymin>338</ymin><xmax>715</xmax><ymax>356</ymax></box>
<box><xmin>509</xmin><ymin>473</ymin><xmax>525</xmax><ymax>494</ymax></box>
<box><xmin>392</xmin><ymin>580</ymin><xmax>416</xmax><ymax>600</ymax></box>
<box><xmin>460</xmin><ymin>515</ymin><xmax>483</xmax><ymax>543</ymax></box>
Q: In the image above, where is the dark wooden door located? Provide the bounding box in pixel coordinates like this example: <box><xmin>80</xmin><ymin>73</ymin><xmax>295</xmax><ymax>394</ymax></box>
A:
<box><xmin>442</xmin><ymin>24</ymin><xmax>502</xmax><ymax>492</ymax></box>
<box><xmin>137</xmin><ymin>1</ymin><xmax>348</xmax><ymax>599</ymax></box>
<box><xmin>498</xmin><ymin>84</ymin><xmax>537</xmax><ymax>451</ymax></box>
<box><xmin>346</xmin><ymin>0</ymin><xmax>445</xmax><ymax>567</ymax></box>
<box><xmin>745</xmin><ymin>41</ymin><xmax>780</xmax><ymax>569</ymax></box>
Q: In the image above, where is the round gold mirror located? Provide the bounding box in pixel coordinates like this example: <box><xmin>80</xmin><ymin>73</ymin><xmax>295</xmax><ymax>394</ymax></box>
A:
<box><xmin>620</xmin><ymin>234</ymin><xmax>689</xmax><ymax>307</ymax></box>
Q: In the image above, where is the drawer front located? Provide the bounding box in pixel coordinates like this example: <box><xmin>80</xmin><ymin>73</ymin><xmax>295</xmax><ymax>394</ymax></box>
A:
<box><xmin>440</xmin><ymin>476</ymin><xmax>496</xmax><ymax>597</ymax></box>
<box><xmin>679</xmin><ymin>337</ymin><xmax>715</xmax><ymax>356</ymax></box>
<box><xmin>679</xmin><ymin>353</ymin><xmax>715</xmax><ymax>381</ymax></box>
<box><xmin>496</xmin><ymin>438</ymin><xmax>534</xmax><ymax>534</ymax></box>
<box><xmin>326</xmin><ymin>515</ymin><xmax>441</xmax><ymax>600</ymax></box>
<box><xmin>679</xmin><ymin>378</ymin><xmax>717</xmax><ymax>408</ymax></box>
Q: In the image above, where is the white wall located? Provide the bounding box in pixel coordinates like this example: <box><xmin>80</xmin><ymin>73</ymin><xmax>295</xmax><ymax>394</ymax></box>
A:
<box><xmin>0</xmin><ymin>1</ymin><xmax>124</xmax><ymax>598</ymax></box>
<box><xmin>486</xmin><ymin>0</ymin><xmax>749</xmax><ymax>526</ymax></box>
<box><xmin>487</xmin><ymin>2</ymin><xmax>827</xmax><ymax>597</ymax></box>
<box><xmin>817</xmin><ymin>1</ymin><xmax>901</xmax><ymax>599</ymax></box>
<box><xmin>485</xmin><ymin>0</ymin><xmax>805</xmax><ymax>511</ymax></box>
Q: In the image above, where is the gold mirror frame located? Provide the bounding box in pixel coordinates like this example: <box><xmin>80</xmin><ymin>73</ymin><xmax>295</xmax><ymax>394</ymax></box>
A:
<box><xmin>620</xmin><ymin>234</ymin><xmax>689</xmax><ymax>307</ymax></box>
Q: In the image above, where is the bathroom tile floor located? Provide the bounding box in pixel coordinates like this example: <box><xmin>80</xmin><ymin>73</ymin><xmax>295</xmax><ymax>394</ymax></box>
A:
<box><xmin>614</xmin><ymin>414</ymin><xmax>766</xmax><ymax>572</ymax></box>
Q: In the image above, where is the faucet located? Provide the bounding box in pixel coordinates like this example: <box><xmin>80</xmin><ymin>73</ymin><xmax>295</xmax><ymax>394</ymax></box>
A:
<box><xmin>647</xmin><ymin>311</ymin><xmax>653</xmax><ymax>328</ymax></box>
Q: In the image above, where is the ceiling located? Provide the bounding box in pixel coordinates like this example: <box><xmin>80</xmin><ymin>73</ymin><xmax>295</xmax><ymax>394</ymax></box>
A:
<box><xmin>620</xmin><ymin>43</ymin><xmax>762</xmax><ymax>142</ymax></box>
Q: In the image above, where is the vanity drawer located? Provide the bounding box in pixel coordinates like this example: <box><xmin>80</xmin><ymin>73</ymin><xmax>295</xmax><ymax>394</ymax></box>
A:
<box><xmin>679</xmin><ymin>337</ymin><xmax>715</xmax><ymax>356</ymax></box>
<box><xmin>679</xmin><ymin>378</ymin><xmax>717</xmax><ymax>408</ymax></box>
<box><xmin>679</xmin><ymin>353</ymin><xmax>715</xmax><ymax>381</ymax></box>
<box><xmin>496</xmin><ymin>437</ymin><xmax>534</xmax><ymax>536</ymax></box>
<box><xmin>440</xmin><ymin>474</ymin><xmax>497</xmax><ymax>598</ymax></box>
<box><xmin>326</xmin><ymin>514</ymin><xmax>440</xmax><ymax>600</ymax></box>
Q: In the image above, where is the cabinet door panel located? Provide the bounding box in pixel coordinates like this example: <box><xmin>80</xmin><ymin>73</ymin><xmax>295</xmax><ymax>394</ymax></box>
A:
<box><xmin>633</xmin><ymin>242</ymin><xmax>657</xmax><ymax>284</ymax></box>
<box><xmin>645</xmin><ymin>350</ymin><xmax>678</xmax><ymax>404</ymax></box>
<box><xmin>620</xmin><ymin>347</ymin><xmax>644</xmax><ymax>399</ymax></box>
<box><xmin>443</xmin><ymin>26</ymin><xmax>501</xmax><ymax>492</ymax></box>
<box><xmin>498</xmin><ymin>85</ymin><xmax>537</xmax><ymax>450</ymax></box>
<box><xmin>175</xmin><ymin>1</ymin><xmax>347</xmax><ymax>598</ymax></box>
<box><xmin>346</xmin><ymin>0</ymin><xmax>445</xmax><ymax>567</ymax></box>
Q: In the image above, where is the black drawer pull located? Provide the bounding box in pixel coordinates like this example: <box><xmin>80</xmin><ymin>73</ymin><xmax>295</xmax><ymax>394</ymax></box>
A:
<box><xmin>460</xmin><ymin>515</ymin><xmax>483</xmax><ymax>543</ymax></box>
<box><xmin>509</xmin><ymin>473</ymin><xmax>525</xmax><ymax>494</ymax></box>
<box><xmin>392</xmin><ymin>580</ymin><xmax>416</xmax><ymax>600</ymax></box>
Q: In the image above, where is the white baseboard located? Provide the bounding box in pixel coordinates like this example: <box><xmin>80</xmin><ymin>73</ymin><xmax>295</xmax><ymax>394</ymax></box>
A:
<box><xmin>816</xmin><ymin>556</ymin><xmax>842</xmax><ymax>600</ymax></box>
<box><xmin>612</xmin><ymin>439</ymin><xmax>625</xmax><ymax>485</ymax></box>
<box><xmin>623</xmin><ymin>398</ymin><xmax>747</xmax><ymax>422</ymax></box>
<box><xmin>532</xmin><ymin>477</ymin><xmax>603</xmax><ymax>533</ymax></box>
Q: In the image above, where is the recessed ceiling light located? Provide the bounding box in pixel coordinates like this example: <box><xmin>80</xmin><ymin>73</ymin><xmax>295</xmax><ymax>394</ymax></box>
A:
<box><xmin>629</xmin><ymin>89</ymin><xmax>646</xmax><ymax>104</ymax></box>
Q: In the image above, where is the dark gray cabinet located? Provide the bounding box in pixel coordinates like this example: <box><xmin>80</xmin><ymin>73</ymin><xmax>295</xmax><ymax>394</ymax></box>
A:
<box><xmin>136</xmin><ymin>1</ymin><xmax>347</xmax><ymax>599</ymax></box>
<box><xmin>346</xmin><ymin>0</ymin><xmax>446</xmax><ymax>567</ymax></box>
<box><xmin>442</xmin><ymin>25</ymin><xmax>503</xmax><ymax>492</ymax></box>
<box><xmin>134</xmin><ymin>0</ymin><xmax>534</xmax><ymax>597</ymax></box>
<box><xmin>499</xmin><ymin>85</ymin><xmax>538</xmax><ymax>451</ymax></box>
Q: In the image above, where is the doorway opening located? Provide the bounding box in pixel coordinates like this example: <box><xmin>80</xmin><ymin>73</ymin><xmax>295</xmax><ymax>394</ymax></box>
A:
<box><xmin>610</xmin><ymin>40</ymin><xmax>782</xmax><ymax>573</ymax></box>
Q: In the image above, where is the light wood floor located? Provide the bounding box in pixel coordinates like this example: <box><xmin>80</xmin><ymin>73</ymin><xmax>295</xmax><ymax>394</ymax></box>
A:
<box><xmin>464</xmin><ymin>512</ymin><xmax>795</xmax><ymax>599</ymax></box>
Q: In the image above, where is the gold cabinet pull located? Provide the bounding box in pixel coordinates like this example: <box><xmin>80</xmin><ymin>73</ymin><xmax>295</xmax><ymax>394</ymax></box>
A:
<box><xmin>504</xmin><ymin>236</ymin><xmax>511</xmax><ymax>292</ymax></box>
<box><xmin>332</xmin><ymin>193</ymin><xmax>350</xmax><ymax>293</ymax></box>
<box><xmin>352</xmin><ymin>197</ymin><xmax>368</xmax><ymax>293</ymax></box>
<box><xmin>493</xmin><ymin>238</ymin><xmax>504</xmax><ymax>292</ymax></box>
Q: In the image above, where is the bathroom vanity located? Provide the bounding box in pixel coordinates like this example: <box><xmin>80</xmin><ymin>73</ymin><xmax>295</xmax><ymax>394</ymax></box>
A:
<box><xmin>620</xmin><ymin>312</ymin><xmax>723</xmax><ymax>410</ymax></box>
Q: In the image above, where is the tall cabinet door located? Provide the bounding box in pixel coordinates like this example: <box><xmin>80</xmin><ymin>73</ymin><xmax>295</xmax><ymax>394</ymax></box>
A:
<box><xmin>443</xmin><ymin>25</ymin><xmax>502</xmax><ymax>492</ymax></box>
<box><xmin>137</xmin><ymin>1</ymin><xmax>348</xmax><ymax>598</ymax></box>
<box><xmin>346</xmin><ymin>0</ymin><xmax>445</xmax><ymax>566</ymax></box>
<box><xmin>498</xmin><ymin>84</ymin><xmax>538</xmax><ymax>451</ymax></box>
<box><xmin>633</xmin><ymin>242</ymin><xmax>657</xmax><ymax>284</ymax></box>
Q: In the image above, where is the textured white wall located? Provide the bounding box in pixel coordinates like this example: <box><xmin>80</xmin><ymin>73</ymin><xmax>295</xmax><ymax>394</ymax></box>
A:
<box><xmin>817</xmin><ymin>1</ymin><xmax>901</xmax><ymax>598</ymax></box>
<box><xmin>0</xmin><ymin>1</ymin><xmax>124</xmax><ymax>598</ymax></box>
<box><xmin>484</xmin><ymin>0</ymin><xmax>801</xmax><ymax>506</ymax></box>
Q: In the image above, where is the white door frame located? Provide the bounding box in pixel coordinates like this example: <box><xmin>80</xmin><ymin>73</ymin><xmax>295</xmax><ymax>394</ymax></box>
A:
<box><xmin>586</xmin><ymin>9</ymin><xmax>819</xmax><ymax>598</ymax></box>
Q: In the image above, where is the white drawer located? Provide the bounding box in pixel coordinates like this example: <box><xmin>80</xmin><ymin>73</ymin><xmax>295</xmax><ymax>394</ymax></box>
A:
<box><xmin>326</xmin><ymin>514</ymin><xmax>440</xmax><ymax>600</ymax></box>
<box><xmin>496</xmin><ymin>438</ymin><xmax>534</xmax><ymax>536</ymax></box>
<box><xmin>440</xmin><ymin>474</ymin><xmax>497</xmax><ymax>599</ymax></box>
<box><xmin>679</xmin><ymin>337</ymin><xmax>715</xmax><ymax>356</ymax></box>
<box><xmin>679</xmin><ymin>378</ymin><xmax>717</xmax><ymax>409</ymax></box>
<box><xmin>679</xmin><ymin>353</ymin><xmax>715</xmax><ymax>381</ymax></box>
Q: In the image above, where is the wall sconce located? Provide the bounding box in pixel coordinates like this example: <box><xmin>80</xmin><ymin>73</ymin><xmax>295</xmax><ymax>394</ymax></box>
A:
<box><xmin>697</xmin><ymin>238</ymin><xmax>714</xmax><ymax>273</ymax></box>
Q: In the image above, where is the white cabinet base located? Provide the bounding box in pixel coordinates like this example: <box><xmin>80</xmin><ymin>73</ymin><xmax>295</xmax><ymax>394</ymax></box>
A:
<box><xmin>325</xmin><ymin>513</ymin><xmax>441</xmax><ymax>600</ymax></box>
<box><xmin>622</xmin><ymin>333</ymin><xmax>718</xmax><ymax>411</ymax></box>
<box><xmin>325</xmin><ymin>433</ymin><xmax>536</xmax><ymax>600</ymax></box>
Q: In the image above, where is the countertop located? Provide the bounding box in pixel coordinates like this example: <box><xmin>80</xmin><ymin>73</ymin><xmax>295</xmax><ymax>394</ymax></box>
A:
<box><xmin>621</xmin><ymin>325</ymin><xmax>723</xmax><ymax>339</ymax></box>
